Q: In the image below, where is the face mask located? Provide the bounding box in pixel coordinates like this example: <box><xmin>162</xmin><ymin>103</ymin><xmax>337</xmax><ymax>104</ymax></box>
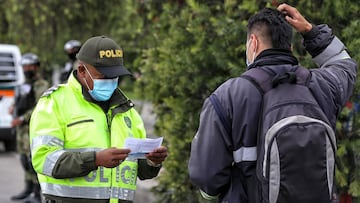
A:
<box><xmin>68</xmin><ymin>53</ymin><xmax>77</xmax><ymax>61</ymax></box>
<box><xmin>24</xmin><ymin>70</ymin><xmax>35</xmax><ymax>79</ymax></box>
<box><xmin>83</xmin><ymin>65</ymin><xmax>119</xmax><ymax>101</ymax></box>
<box><xmin>246</xmin><ymin>38</ymin><xmax>257</xmax><ymax>67</ymax></box>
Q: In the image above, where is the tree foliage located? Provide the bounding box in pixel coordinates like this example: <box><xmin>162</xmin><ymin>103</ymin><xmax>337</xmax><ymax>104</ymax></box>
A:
<box><xmin>0</xmin><ymin>0</ymin><xmax>148</xmax><ymax>80</ymax></box>
<box><xmin>139</xmin><ymin>1</ymin><xmax>246</xmax><ymax>201</ymax></box>
<box><xmin>1</xmin><ymin>0</ymin><xmax>360</xmax><ymax>202</ymax></box>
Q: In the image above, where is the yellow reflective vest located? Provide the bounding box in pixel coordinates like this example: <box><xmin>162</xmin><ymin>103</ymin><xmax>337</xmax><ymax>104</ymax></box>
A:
<box><xmin>30</xmin><ymin>72</ymin><xmax>146</xmax><ymax>202</ymax></box>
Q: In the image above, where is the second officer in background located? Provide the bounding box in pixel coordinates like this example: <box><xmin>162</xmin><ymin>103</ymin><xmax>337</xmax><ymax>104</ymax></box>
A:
<box><xmin>59</xmin><ymin>40</ymin><xmax>81</xmax><ymax>83</ymax></box>
<box><xmin>10</xmin><ymin>53</ymin><xmax>49</xmax><ymax>203</ymax></box>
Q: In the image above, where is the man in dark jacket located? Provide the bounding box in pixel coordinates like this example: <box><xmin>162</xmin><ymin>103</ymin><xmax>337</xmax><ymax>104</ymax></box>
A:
<box><xmin>188</xmin><ymin>3</ymin><xmax>357</xmax><ymax>203</ymax></box>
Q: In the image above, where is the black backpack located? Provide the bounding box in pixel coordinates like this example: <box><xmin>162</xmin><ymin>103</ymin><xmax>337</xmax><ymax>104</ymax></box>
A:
<box><xmin>210</xmin><ymin>66</ymin><xmax>336</xmax><ymax>203</ymax></box>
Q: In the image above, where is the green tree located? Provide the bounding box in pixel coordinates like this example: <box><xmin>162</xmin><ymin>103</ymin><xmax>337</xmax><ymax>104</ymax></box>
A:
<box><xmin>0</xmin><ymin>0</ymin><xmax>148</xmax><ymax>83</ymax></box>
<box><xmin>140</xmin><ymin>0</ymin><xmax>248</xmax><ymax>202</ymax></box>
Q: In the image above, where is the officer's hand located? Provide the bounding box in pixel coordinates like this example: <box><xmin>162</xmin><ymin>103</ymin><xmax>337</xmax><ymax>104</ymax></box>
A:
<box><xmin>145</xmin><ymin>146</ymin><xmax>168</xmax><ymax>166</ymax></box>
<box><xmin>277</xmin><ymin>3</ymin><xmax>312</xmax><ymax>34</ymax></box>
<box><xmin>96</xmin><ymin>148</ymin><xmax>131</xmax><ymax>168</ymax></box>
<box><xmin>11</xmin><ymin>118</ymin><xmax>23</xmax><ymax>127</ymax></box>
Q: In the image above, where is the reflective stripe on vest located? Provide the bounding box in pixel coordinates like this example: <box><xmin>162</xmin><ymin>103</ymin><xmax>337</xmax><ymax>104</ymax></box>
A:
<box><xmin>43</xmin><ymin>150</ymin><xmax>66</xmax><ymax>176</ymax></box>
<box><xmin>233</xmin><ymin>146</ymin><xmax>257</xmax><ymax>163</ymax></box>
<box><xmin>31</xmin><ymin>136</ymin><xmax>104</xmax><ymax>176</ymax></box>
<box><xmin>40</xmin><ymin>182</ymin><xmax>135</xmax><ymax>200</ymax></box>
<box><xmin>39</xmin><ymin>159</ymin><xmax>138</xmax><ymax>201</ymax></box>
<box><xmin>31</xmin><ymin>135</ymin><xmax>64</xmax><ymax>150</ymax></box>
<box><xmin>33</xmin><ymin>141</ymin><xmax>139</xmax><ymax>201</ymax></box>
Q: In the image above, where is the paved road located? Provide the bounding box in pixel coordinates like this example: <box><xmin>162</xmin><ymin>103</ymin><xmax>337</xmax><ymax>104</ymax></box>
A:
<box><xmin>0</xmin><ymin>145</ymin><xmax>24</xmax><ymax>203</ymax></box>
<box><xmin>0</xmin><ymin>101</ymin><xmax>159</xmax><ymax>203</ymax></box>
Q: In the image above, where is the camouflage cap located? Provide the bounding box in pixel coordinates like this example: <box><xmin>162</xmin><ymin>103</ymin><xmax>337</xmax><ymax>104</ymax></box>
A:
<box><xmin>76</xmin><ymin>36</ymin><xmax>132</xmax><ymax>78</ymax></box>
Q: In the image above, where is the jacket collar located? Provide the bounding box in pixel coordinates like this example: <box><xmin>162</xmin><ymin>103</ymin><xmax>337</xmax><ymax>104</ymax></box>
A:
<box><xmin>247</xmin><ymin>49</ymin><xmax>298</xmax><ymax>70</ymax></box>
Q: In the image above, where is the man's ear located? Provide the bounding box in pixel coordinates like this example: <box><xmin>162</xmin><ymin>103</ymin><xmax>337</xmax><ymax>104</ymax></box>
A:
<box><xmin>250</xmin><ymin>33</ymin><xmax>259</xmax><ymax>41</ymax></box>
<box><xmin>249</xmin><ymin>34</ymin><xmax>258</xmax><ymax>52</ymax></box>
<box><xmin>77</xmin><ymin>64</ymin><xmax>86</xmax><ymax>76</ymax></box>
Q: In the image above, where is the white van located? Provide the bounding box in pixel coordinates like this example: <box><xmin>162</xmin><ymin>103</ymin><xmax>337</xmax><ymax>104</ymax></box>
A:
<box><xmin>0</xmin><ymin>44</ymin><xmax>23</xmax><ymax>151</ymax></box>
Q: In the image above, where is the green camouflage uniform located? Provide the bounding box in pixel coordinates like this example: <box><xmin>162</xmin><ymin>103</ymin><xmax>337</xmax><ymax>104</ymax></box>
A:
<box><xmin>16</xmin><ymin>77</ymin><xmax>49</xmax><ymax>183</ymax></box>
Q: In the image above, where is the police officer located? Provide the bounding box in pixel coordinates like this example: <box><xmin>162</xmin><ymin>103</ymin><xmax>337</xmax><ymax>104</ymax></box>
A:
<box><xmin>29</xmin><ymin>36</ymin><xmax>168</xmax><ymax>203</ymax></box>
<box><xmin>11</xmin><ymin>53</ymin><xmax>49</xmax><ymax>203</ymax></box>
<box><xmin>60</xmin><ymin>40</ymin><xmax>81</xmax><ymax>83</ymax></box>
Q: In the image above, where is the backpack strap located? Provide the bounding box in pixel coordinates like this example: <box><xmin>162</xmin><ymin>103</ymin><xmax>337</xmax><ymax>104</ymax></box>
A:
<box><xmin>209</xmin><ymin>94</ymin><xmax>231</xmax><ymax>135</ymax></box>
<box><xmin>294</xmin><ymin>66</ymin><xmax>311</xmax><ymax>86</ymax></box>
<box><xmin>208</xmin><ymin>68</ymin><xmax>276</xmax><ymax>139</ymax></box>
<box><xmin>241</xmin><ymin>66</ymin><xmax>311</xmax><ymax>93</ymax></box>
<box><xmin>241</xmin><ymin>68</ymin><xmax>273</xmax><ymax>94</ymax></box>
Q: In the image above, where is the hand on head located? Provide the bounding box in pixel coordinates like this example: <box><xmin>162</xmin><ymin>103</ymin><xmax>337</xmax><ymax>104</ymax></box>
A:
<box><xmin>277</xmin><ymin>3</ymin><xmax>313</xmax><ymax>33</ymax></box>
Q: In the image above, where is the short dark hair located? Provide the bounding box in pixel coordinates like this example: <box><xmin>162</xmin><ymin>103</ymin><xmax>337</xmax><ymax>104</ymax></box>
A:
<box><xmin>247</xmin><ymin>8</ymin><xmax>292</xmax><ymax>50</ymax></box>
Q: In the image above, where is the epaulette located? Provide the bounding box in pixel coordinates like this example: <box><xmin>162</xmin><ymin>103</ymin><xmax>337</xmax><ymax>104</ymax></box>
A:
<box><xmin>41</xmin><ymin>84</ymin><xmax>63</xmax><ymax>97</ymax></box>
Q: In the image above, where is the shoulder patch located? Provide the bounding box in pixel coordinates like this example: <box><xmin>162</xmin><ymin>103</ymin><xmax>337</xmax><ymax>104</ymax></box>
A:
<box><xmin>41</xmin><ymin>85</ymin><xmax>62</xmax><ymax>97</ymax></box>
<box><xmin>124</xmin><ymin>116</ymin><xmax>132</xmax><ymax>129</ymax></box>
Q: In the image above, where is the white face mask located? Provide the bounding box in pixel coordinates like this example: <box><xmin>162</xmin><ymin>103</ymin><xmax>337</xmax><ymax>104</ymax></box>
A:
<box><xmin>246</xmin><ymin>38</ymin><xmax>257</xmax><ymax>67</ymax></box>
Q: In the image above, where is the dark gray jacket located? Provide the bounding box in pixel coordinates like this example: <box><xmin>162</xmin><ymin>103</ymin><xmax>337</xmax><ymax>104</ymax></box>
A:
<box><xmin>188</xmin><ymin>24</ymin><xmax>357</xmax><ymax>203</ymax></box>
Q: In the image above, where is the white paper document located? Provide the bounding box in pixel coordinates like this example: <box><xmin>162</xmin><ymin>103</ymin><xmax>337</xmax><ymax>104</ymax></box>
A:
<box><xmin>124</xmin><ymin>137</ymin><xmax>163</xmax><ymax>159</ymax></box>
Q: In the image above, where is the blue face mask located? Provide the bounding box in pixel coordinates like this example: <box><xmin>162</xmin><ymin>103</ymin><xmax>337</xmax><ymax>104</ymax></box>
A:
<box><xmin>83</xmin><ymin>65</ymin><xmax>119</xmax><ymax>101</ymax></box>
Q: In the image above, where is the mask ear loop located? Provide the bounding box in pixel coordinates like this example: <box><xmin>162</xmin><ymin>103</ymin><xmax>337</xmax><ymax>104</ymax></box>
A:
<box><xmin>82</xmin><ymin>64</ymin><xmax>93</xmax><ymax>90</ymax></box>
<box><xmin>251</xmin><ymin>39</ymin><xmax>257</xmax><ymax>63</ymax></box>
